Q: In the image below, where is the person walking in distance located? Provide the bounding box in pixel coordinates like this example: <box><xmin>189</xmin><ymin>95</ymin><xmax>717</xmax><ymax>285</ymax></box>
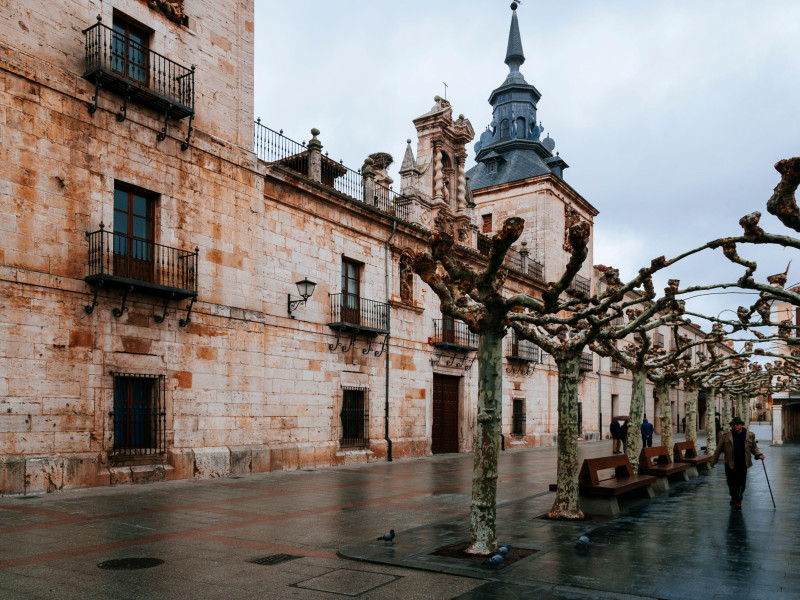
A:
<box><xmin>640</xmin><ymin>417</ymin><xmax>654</xmax><ymax>449</ymax></box>
<box><xmin>620</xmin><ymin>420</ymin><xmax>629</xmax><ymax>455</ymax></box>
<box><xmin>610</xmin><ymin>419</ymin><xmax>622</xmax><ymax>454</ymax></box>
<box><xmin>710</xmin><ymin>416</ymin><xmax>764</xmax><ymax>509</ymax></box>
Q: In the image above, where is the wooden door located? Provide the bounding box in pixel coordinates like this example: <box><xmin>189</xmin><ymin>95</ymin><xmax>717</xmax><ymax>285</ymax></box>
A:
<box><xmin>432</xmin><ymin>374</ymin><xmax>459</xmax><ymax>454</ymax></box>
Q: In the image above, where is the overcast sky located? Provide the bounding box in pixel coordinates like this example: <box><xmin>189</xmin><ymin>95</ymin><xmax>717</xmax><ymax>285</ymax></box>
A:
<box><xmin>254</xmin><ymin>1</ymin><xmax>800</xmax><ymax>342</ymax></box>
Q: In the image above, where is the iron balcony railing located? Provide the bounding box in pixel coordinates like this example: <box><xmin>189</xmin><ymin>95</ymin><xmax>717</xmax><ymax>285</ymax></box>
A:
<box><xmin>569</xmin><ymin>274</ymin><xmax>591</xmax><ymax>295</ymax></box>
<box><xmin>83</xmin><ymin>20</ymin><xmax>194</xmax><ymax>119</ymax></box>
<box><xmin>506</xmin><ymin>333</ymin><xmax>540</xmax><ymax>363</ymax></box>
<box><xmin>476</xmin><ymin>234</ymin><xmax>545</xmax><ymax>282</ymax></box>
<box><xmin>85</xmin><ymin>227</ymin><xmax>198</xmax><ymax>298</ymax></box>
<box><xmin>610</xmin><ymin>360</ymin><xmax>626</xmax><ymax>374</ymax></box>
<box><xmin>432</xmin><ymin>319</ymin><xmax>478</xmax><ymax>351</ymax></box>
<box><xmin>580</xmin><ymin>352</ymin><xmax>593</xmax><ymax>372</ymax></box>
<box><xmin>111</xmin><ymin>373</ymin><xmax>166</xmax><ymax>458</ymax></box>
<box><xmin>328</xmin><ymin>293</ymin><xmax>389</xmax><ymax>334</ymax></box>
<box><xmin>254</xmin><ymin>121</ymin><xmax>410</xmax><ymax>220</ymax></box>
<box><xmin>611</xmin><ymin>315</ymin><xmax>625</xmax><ymax>327</ymax></box>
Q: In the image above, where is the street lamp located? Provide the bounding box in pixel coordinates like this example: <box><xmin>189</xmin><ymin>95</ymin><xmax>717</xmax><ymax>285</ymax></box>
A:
<box><xmin>288</xmin><ymin>277</ymin><xmax>317</xmax><ymax>318</ymax></box>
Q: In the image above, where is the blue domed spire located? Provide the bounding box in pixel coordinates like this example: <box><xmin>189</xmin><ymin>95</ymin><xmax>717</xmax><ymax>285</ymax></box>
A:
<box><xmin>505</xmin><ymin>3</ymin><xmax>525</xmax><ymax>76</ymax></box>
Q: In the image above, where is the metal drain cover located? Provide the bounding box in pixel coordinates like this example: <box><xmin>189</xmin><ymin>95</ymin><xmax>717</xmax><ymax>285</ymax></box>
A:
<box><xmin>98</xmin><ymin>557</ymin><xmax>164</xmax><ymax>570</ymax></box>
<box><xmin>247</xmin><ymin>554</ymin><xmax>301</xmax><ymax>566</ymax></box>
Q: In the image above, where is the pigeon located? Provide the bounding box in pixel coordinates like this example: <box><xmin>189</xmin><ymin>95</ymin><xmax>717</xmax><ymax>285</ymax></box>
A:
<box><xmin>574</xmin><ymin>535</ymin><xmax>590</xmax><ymax>552</ymax></box>
<box><xmin>482</xmin><ymin>553</ymin><xmax>505</xmax><ymax>568</ymax></box>
<box><xmin>377</xmin><ymin>529</ymin><xmax>395</xmax><ymax>545</ymax></box>
<box><xmin>494</xmin><ymin>545</ymin><xmax>510</xmax><ymax>556</ymax></box>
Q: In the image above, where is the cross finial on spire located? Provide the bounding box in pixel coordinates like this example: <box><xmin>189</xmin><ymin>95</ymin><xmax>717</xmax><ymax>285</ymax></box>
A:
<box><xmin>505</xmin><ymin>2</ymin><xmax>525</xmax><ymax>74</ymax></box>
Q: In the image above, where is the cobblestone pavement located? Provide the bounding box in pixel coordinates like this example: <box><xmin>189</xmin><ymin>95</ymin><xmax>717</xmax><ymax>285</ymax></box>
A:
<box><xmin>1</xmin><ymin>425</ymin><xmax>793</xmax><ymax>599</ymax></box>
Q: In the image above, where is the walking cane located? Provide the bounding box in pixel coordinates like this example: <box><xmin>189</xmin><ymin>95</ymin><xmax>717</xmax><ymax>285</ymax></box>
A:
<box><xmin>761</xmin><ymin>459</ymin><xmax>776</xmax><ymax>509</ymax></box>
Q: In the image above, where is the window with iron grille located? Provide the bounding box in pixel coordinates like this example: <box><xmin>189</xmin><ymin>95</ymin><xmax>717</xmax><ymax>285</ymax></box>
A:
<box><xmin>579</xmin><ymin>352</ymin><xmax>593</xmax><ymax>371</ymax></box>
<box><xmin>112</xmin><ymin>373</ymin><xmax>165</xmax><ymax>457</ymax></box>
<box><xmin>512</xmin><ymin>398</ymin><xmax>525</xmax><ymax>436</ymax></box>
<box><xmin>341</xmin><ymin>387</ymin><xmax>369</xmax><ymax>447</ymax></box>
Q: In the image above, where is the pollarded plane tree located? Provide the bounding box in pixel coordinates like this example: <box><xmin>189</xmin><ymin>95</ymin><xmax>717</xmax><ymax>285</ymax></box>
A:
<box><xmin>504</xmin><ymin>234</ymin><xmax>738</xmax><ymax>518</ymax></box>
<box><xmin>411</xmin><ymin>218</ymin><xmax>524</xmax><ymax>554</ymax></box>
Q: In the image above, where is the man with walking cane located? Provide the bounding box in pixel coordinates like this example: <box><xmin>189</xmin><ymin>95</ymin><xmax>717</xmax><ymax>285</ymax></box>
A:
<box><xmin>710</xmin><ymin>416</ymin><xmax>765</xmax><ymax>509</ymax></box>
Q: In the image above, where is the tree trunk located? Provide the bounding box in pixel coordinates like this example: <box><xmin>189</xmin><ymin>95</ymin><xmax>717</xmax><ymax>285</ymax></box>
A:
<box><xmin>736</xmin><ymin>394</ymin><xmax>748</xmax><ymax>427</ymax></box>
<box><xmin>548</xmin><ymin>355</ymin><xmax>584</xmax><ymax>520</ymax></box>
<box><xmin>626</xmin><ymin>368</ymin><xmax>647</xmax><ymax>472</ymax></box>
<box><xmin>466</xmin><ymin>331</ymin><xmax>502</xmax><ymax>554</ymax></box>
<box><xmin>705</xmin><ymin>387</ymin><xmax>717</xmax><ymax>455</ymax></box>
<box><xmin>685</xmin><ymin>390</ymin><xmax>698</xmax><ymax>447</ymax></box>
<box><xmin>657</xmin><ymin>383</ymin><xmax>674</xmax><ymax>452</ymax></box>
<box><xmin>721</xmin><ymin>392</ymin><xmax>731</xmax><ymax>434</ymax></box>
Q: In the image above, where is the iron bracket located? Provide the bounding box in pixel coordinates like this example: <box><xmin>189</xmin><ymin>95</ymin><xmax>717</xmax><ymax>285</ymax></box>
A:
<box><xmin>154</xmin><ymin>293</ymin><xmax>175</xmax><ymax>324</ymax></box>
<box><xmin>329</xmin><ymin>331</ymin><xmax>343</xmax><ymax>352</ymax></box>
<box><xmin>179</xmin><ymin>295</ymin><xmax>196</xmax><ymax>327</ymax></box>
<box><xmin>85</xmin><ymin>280</ymin><xmax>103</xmax><ymax>314</ymax></box>
<box><xmin>464</xmin><ymin>353</ymin><xmax>478</xmax><ymax>372</ymax></box>
<box><xmin>88</xmin><ymin>78</ymin><xmax>101</xmax><ymax>115</ymax></box>
<box><xmin>157</xmin><ymin>104</ymin><xmax>172</xmax><ymax>142</ymax></box>
<box><xmin>116</xmin><ymin>85</ymin><xmax>130</xmax><ymax>122</ymax></box>
<box><xmin>445</xmin><ymin>349</ymin><xmax>460</xmax><ymax>367</ymax></box>
<box><xmin>430</xmin><ymin>351</ymin><xmax>443</xmax><ymax>367</ymax></box>
<box><xmin>112</xmin><ymin>285</ymin><xmax>134</xmax><ymax>318</ymax></box>
<box><xmin>373</xmin><ymin>334</ymin><xmax>389</xmax><ymax>358</ymax></box>
<box><xmin>181</xmin><ymin>113</ymin><xmax>194</xmax><ymax>151</ymax></box>
<box><xmin>361</xmin><ymin>336</ymin><xmax>375</xmax><ymax>355</ymax></box>
<box><xmin>340</xmin><ymin>329</ymin><xmax>357</xmax><ymax>353</ymax></box>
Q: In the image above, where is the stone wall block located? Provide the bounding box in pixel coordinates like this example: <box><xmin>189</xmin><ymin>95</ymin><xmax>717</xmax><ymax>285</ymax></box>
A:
<box><xmin>25</xmin><ymin>456</ymin><xmax>66</xmax><ymax>493</ymax></box>
<box><xmin>193</xmin><ymin>447</ymin><xmax>230</xmax><ymax>478</ymax></box>
<box><xmin>228</xmin><ymin>445</ymin><xmax>252</xmax><ymax>475</ymax></box>
<box><xmin>0</xmin><ymin>456</ymin><xmax>26</xmax><ymax>495</ymax></box>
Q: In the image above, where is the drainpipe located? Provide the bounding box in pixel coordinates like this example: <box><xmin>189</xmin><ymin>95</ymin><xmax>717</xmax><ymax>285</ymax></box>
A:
<box><xmin>597</xmin><ymin>363</ymin><xmax>603</xmax><ymax>442</ymax></box>
<box><xmin>384</xmin><ymin>218</ymin><xmax>397</xmax><ymax>461</ymax></box>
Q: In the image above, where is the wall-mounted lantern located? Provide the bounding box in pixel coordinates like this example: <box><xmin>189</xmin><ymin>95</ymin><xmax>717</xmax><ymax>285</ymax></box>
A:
<box><xmin>288</xmin><ymin>277</ymin><xmax>317</xmax><ymax>318</ymax></box>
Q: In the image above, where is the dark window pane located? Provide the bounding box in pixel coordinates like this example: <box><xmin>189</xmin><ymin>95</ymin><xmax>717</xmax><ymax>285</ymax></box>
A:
<box><xmin>113</xmin><ymin>211</ymin><xmax>128</xmax><ymax>236</ymax></box>
<box><xmin>114</xmin><ymin>189</ymin><xmax>128</xmax><ymax>211</ymax></box>
<box><xmin>132</xmin><ymin>216</ymin><xmax>148</xmax><ymax>239</ymax></box>
<box><xmin>133</xmin><ymin>194</ymin><xmax>148</xmax><ymax>217</ymax></box>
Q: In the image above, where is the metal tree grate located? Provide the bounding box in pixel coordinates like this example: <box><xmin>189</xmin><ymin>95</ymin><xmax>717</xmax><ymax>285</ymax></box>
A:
<box><xmin>98</xmin><ymin>557</ymin><xmax>164</xmax><ymax>570</ymax></box>
<box><xmin>247</xmin><ymin>554</ymin><xmax>302</xmax><ymax>566</ymax></box>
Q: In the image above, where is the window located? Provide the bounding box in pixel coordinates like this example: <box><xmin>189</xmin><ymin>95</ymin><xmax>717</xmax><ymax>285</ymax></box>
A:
<box><xmin>341</xmin><ymin>387</ymin><xmax>369</xmax><ymax>447</ymax></box>
<box><xmin>512</xmin><ymin>398</ymin><xmax>525</xmax><ymax>436</ymax></box>
<box><xmin>515</xmin><ymin>117</ymin><xmax>526</xmax><ymax>138</ymax></box>
<box><xmin>111</xmin><ymin>16</ymin><xmax>150</xmax><ymax>85</ymax></box>
<box><xmin>499</xmin><ymin>119</ymin><xmax>510</xmax><ymax>138</ymax></box>
<box><xmin>341</xmin><ymin>258</ymin><xmax>361</xmax><ymax>325</ymax></box>
<box><xmin>113</xmin><ymin>184</ymin><xmax>156</xmax><ymax>282</ymax></box>
<box><xmin>443</xmin><ymin>315</ymin><xmax>457</xmax><ymax>344</ymax></box>
<box><xmin>112</xmin><ymin>373</ymin><xmax>165</xmax><ymax>457</ymax></box>
<box><xmin>482</xmin><ymin>214</ymin><xmax>493</xmax><ymax>234</ymax></box>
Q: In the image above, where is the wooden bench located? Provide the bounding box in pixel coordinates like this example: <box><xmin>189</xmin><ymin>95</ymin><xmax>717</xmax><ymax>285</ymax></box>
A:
<box><xmin>638</xmin><ymin>446</ymin><xmax>692</xmax><ymax>491</ymax></box>
<box><xmin>673</xmin><ymin>441</ymin><xmax>712</xmax><ymax>474</ymax></box>
<box><xmin>549</xmin><ymin>454</ymin><xmax>656</xmax><ymax>516</ymax></box>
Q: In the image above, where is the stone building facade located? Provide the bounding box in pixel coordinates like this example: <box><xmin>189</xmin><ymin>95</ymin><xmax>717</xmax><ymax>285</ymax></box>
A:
<box><xmin>1</xmin><ymin>2</ymin><xmax>716</xmax><ymax>494</ymax></box>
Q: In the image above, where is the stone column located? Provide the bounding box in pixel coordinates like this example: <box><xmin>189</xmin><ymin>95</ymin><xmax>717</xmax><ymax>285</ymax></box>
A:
<box><xmin>307</xmin><ymin>128</ymin><xmax>322</xmax><ymax>183</ymax></box>
<box><xmin>433</xmin><ymin>141</ymin><xmax>444</xmax><ymax>200</ymax></box>
<box><xmin>771</xmin><ymin>404</ymin><xmax>783</xmax><ymax>445</ymax></box>
<box><xmin>456</xmin><ymin>155</ymin><xmax>466</xmax><ymax>211</ymax></box>
<box><xmin>519</xmin><ymin>241</ymin><xmax>529</xmax><ymax>274</ymax></box>
<box><xmin>362</xmin><ymin>157</ymin><xmax>375</xmax><ymax>206</ymax></box>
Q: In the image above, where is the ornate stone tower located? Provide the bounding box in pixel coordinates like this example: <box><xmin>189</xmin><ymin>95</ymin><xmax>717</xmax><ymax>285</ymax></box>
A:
<box><xmin>400</xmin><ymin>96</ymin><xmax>477</xmax><ymax>244</ymax></box>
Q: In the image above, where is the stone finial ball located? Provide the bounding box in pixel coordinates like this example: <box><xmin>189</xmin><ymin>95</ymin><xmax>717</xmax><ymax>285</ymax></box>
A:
<box><xmin>511</xmin><ymin>2</ymin><xmax>518</xmax><ymax>10</ymax></box>
<box><xmin>407</xmin><ymin>139</ymin><xmax>412</xmax><ymax>144</ymax></box>
<box><xmin>310</xmin><ymin>128</ymin><xmax>320</xmax><ymax>136</ymax></box>
<box><xmin>434</xmin><ymin>95</ymin><xmax>442</xmax><ymax>102</ymax></box>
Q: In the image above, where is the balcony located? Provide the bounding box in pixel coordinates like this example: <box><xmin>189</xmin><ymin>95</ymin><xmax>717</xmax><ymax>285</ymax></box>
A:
<box><xmin>328</xmin><ymin>293</ymin><xmax>389</xmax><ymax>335</ymax></box>
<box><xmin>83</xmin><ymin>19</ymin><xmax>195</xmax><ymax>144</ymax></box>
<box><xmin>84</xmin><ymin>227</ymin><xmax>198</xmax><ymax>322</ymax></box>
<box><xmin>431</xmin><ymin>319</ymin><xmax>478</xmax><ymax>351</ymax></box>
<box><xmin>476</xmin><ymin>234</ymin><xmax>545</xmax><ymax>282</ymax></box>
<box><xmin>579</xmin><ymin>352</ymin><xmax>593</xmax><ymax>372</ymax></box>
<box><xmin>568</xmin><ymin>274</ymin><xmax>591</xmax><ymax>295</ymax></box>
<box><xmin>506</xmin><ymin>334</ymin><xmax>540</xmax><ymax>363</ymax></box>
<box><xmin>255</xmin><ymin>121</ymin><xmax>410</xmax><ymax>221</ymax></box>
<box><xmin>610</xmin><ymin>360</ymin><xmax>625</xmax><ymax>374</ymax></box>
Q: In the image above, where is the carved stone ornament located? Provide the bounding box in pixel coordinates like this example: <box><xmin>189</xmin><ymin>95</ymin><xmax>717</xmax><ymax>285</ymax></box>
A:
<box><xmin>563</xmin><ymin>204</ymin><xmax>581</xmax><ymax>252</ymax></box>
<box><xmin>434</xmin><ymin>212</ymin><xmax>456</xmax><ymax>237</ymax></box>
<box><xmin>146</xmin><ymin>0</ymin><xmax>187</xmax><ymax>25</ymax></box>
<box><xmin>399</xmin><ymin>251</ymin><xmax>415</xmax><ymax>304</ymax></box>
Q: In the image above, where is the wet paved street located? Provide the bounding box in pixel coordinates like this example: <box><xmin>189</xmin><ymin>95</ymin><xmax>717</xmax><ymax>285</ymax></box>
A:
<box><xmin>1</xmin><ymin>424</ymin><xmax>795</xmax><ymax>599</ymax></box>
